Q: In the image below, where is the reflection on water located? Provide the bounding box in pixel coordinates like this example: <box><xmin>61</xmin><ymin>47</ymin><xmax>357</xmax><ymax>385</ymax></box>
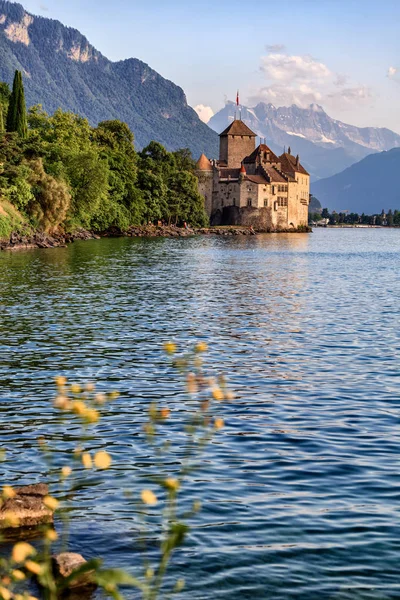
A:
<box><xmin>1</xmin><ymin>229</ymin><xmax>400</xmax><ymax>599</ymax></box>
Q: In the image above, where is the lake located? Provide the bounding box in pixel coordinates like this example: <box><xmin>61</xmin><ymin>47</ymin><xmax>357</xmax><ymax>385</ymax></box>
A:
<box><xmin>1</xmin><ymin>228</ymin><xmax>400</xmax><ymax>599</ymax></box>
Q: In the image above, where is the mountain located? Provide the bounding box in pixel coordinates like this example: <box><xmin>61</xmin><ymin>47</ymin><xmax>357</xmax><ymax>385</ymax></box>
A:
<box><xmin>208</xmin><ymin>102</ymin><xmax>400</xmax><ymax>181</ymax></box>
<box><xmin>311</xmin><ymin>148</ymin><xmax>400</xmax><ymax>214</ymax></box>
<box><xmin>0</xmin><ymin>0</ymin><xmax>218</xmax><ymax>157</ymax></box>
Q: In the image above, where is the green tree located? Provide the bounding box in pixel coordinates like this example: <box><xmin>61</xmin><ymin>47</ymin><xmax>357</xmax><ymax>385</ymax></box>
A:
<box><xmin>6</xmin><ymin>71</ymin><xmax>28</xmax><ymax>138</ymax></box>
<box><xmin>321</xmin><ymin>208</ymin><xmax>330</xmax><ymax>219</ymax></box>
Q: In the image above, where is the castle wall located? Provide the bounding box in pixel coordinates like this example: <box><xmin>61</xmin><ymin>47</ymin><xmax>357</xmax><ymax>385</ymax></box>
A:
<box><xmin>287</xmin><ymin>174</ymin><xmax>309</xmax><ymax>227</ymax></box>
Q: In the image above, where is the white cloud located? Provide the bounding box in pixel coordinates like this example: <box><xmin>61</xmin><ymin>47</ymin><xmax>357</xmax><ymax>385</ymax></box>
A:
<box><xmin>249</xmin><ymin>47</ymin><xmax>373</xmax><ymax>112</ymax></box>
<box><xmin>388</xmin><ymin>66</ymin><xmax>398</xmax><ymax>79</ymax></box>
<box><xmin>194</xmin><ymin>104</ymin><xmax>214</xmax><ymax>124</ymax></box>
<box><xmin>260</xmin><ymin>53</ymin><xmax>331</xmax><ymax>83</ymax></box>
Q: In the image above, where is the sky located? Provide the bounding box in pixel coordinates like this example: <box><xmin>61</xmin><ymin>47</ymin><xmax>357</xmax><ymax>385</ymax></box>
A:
<box><xmin>18</xmin><ymin>0</ymin><xmax>400</xmax><ymax>132</ymax></box>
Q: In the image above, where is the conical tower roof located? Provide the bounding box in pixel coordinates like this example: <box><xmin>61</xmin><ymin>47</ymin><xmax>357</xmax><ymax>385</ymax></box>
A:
<box><xmin>196</xmin><ymin>153</ymin><xmax>213</xmax><ymax>171</ymax></box>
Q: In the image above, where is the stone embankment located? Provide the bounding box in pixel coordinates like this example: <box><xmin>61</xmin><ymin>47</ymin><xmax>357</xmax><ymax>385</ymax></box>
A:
<box><xmin>117</xmin><ymin>225</ymin><xmax>257</xmax><ymax>238</ymax></box>
<box><xmin>0</xmin><ymin>229</ymin><xmax>99</xmax><ymax>251</ymax></box>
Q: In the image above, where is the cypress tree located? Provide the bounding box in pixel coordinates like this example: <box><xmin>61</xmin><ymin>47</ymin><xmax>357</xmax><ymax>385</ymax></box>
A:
<box><xmin>6</xmin><ymin>70</ymin><xmax>28</xmax><ymax>138</ymax></box>
<box><xmin>0</xmin><ymin>105</ymin><xmax>4</xmax><ymax>134</ymax></box>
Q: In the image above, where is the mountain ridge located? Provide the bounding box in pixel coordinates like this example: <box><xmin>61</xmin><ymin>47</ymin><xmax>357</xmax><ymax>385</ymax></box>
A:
<box><xmin>0</xmin><ymin>0</ymin><xmax>219</xmax><ymax>157</ymax></box>
<box><xmin>208</xmin><ymin>102</ymin><xmax>400</xmax><ymax>181</ymax></box>
<box><xmin>311</xmin><ymin>147</ymin><xmax>400</xmax><ymax>214</ymax></box>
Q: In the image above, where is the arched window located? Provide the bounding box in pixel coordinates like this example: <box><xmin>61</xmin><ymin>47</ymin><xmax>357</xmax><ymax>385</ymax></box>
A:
<box><xmin>247</xmin><ymin>198</ymin><xmax>252</xmax><ymax>207</ymax></box>
<box><xmin>264</xmin><ymin>199</ymin><xmax>268</xmax><ymax>207</ymax></box>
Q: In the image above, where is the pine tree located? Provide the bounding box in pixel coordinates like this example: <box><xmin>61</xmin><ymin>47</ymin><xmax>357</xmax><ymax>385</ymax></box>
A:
<box><xmin>6</xmin><ymin>71</ymin><xmax>28</xmax><ymax>138</ymax></box>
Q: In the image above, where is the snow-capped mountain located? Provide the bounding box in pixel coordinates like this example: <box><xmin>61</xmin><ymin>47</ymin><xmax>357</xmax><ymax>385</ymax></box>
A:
<box><xmin>208</xmin><ymin>102</ymin><xmax>400</xmax><ymax>180</ymax></box>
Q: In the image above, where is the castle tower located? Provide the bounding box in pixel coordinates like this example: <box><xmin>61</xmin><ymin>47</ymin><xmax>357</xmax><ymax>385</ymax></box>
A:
<box><xmin>219</xmin><ymin>120</ymin><xmax>257</xmax><ymax>168</ymax></box>
<box><xmin>195</xmin><ymin>153</ymin><xmax>214</xmax><ymax>217</ymax></box>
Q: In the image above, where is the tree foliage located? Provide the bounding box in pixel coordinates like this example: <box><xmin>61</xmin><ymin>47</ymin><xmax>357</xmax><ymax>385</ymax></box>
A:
<box><xmin>0</xmin><ymin>80</ymin><xmax>209</xmax><ymax>236</ymax></box>
<box><xmin>6</xmin><ymin>71</ymin><xmax>28</xmax><ymax>139</ymax></box>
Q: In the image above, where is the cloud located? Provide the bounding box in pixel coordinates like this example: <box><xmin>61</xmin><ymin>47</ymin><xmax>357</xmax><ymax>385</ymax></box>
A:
<box><xmin>249</xmin><ymin>47</ymin><xmax>373</xmax><ymax>111</ymax></box>
<box><xmin>39</xmin><ymin>4</ymin><xmax>49</xmax><ymax>11</ymax></box>
<box><xmin>388</xmin><ymin>66</ymin><xmax>398</xmax><ymax>79</ymax></box>
<box><xmin>265</xmin><ymin>44</ymin><xmax>286</xmax><ymax>53</ymax></box>
<box><xmin>260</xmin><ymin>53</ymin><xmax>331</xmax><ymax>83</ymax></box>
<box><xmin>194</xmin><ymin>104</ymin><xmax>214</xmax><ymax>124</ymax></box>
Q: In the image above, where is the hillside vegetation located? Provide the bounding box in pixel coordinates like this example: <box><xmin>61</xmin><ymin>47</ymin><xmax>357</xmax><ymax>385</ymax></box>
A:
<box><xmin>0</xmin><ymin>73</ymin><xmax>208</xmax><ymax>241</ymax></box>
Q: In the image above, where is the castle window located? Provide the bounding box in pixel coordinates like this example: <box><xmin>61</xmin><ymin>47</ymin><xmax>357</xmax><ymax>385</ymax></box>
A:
<box><xmin>233</xmin><ymin>199</ymin><xmax>236</xmax><ymax>206</ymax></box>
<box><xmin>247</xmin><ymin>198</ymin><xmax>252</xmax><ymax>207</ymax></box>
<box><xmin>264</xmin><ymin>199</ymin><xmax>268</xmax><ymax>207</ymax></box>
<box><xmin>221</xmin><ymin>200</ymin><xmax>224</xmax><ymax>207</ymax></box>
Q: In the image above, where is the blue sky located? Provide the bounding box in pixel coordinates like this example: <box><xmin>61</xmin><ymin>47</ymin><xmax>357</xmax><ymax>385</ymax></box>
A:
<box><xmin>20</xmin><ymin>0</ymin><xmax>400</xmax><ymax>132</ymax></box>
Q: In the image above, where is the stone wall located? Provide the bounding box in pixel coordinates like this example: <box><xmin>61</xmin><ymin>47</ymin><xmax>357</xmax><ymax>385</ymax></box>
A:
<box><xmin>220</xmin><ymin>135</ymin><xmax>256</xmax><ymax>168</ymax></box>
<box><xmin>197</xmin><ymin>171</ymin><xmax>214</xmax><ymax>217</ymax></box>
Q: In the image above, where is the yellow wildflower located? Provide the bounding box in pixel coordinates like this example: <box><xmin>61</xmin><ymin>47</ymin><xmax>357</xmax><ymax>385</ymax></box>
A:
<box><xmin>61</xmin><ymin>466</ymin><xmax>72</xmax><ymax>478</ymax></box>
<box><xmin>82</xmin><ymin>453</ymin><xmax>93</xmax><ymax>469</ymax></box>
<box><xmin>85</xmin><ymin>382</ymin><xmax>95</xmax><ymax>392</ymax></box>
<box><xmin>94</xmin><ymin>451</ymin><xmax>112</xmax><ymax>470</ymax></box>
<box><xmin>0</xmin><ymin>586</ymin><xmax>12</xmax><ymax>600</ymax></box>
<box><xmin>72</xmin><ymin>401</ymin><xmax>86</xmax><ymax>416</ymax></box>
<box><xmin>43</xmin><ymin>496</ymin><xmax>59</xmax><ymax>511</ymax></box>
<box><xmin>108</xmin><ymin>391</ymin><xmax>120</xmax><ymax>400</ymax></box>
<box><xmin>141</xmin><ymin>490</ymin><xmax>157</xmax><ymax>506</ymax></box>
<box><xmin>164</xmin><ymin>341</ymin><xmax>177</xmax><ymax>355</ymax></box>
<box><xmin>70</xmin><ymin>384</ymin><xmax>82</xmax><ymax>394</ymax></box>
<box><xmin>25</xmin><ymin>561</ymin><xmax>43</xmax><ymax>575</ymax></box>
<box><xmin>45</xmin><ymin>529</ymin><xmax>58</xmax><ymax>542</ymax></box>
<box><xmin>195</xmin><ymin>342</ymin><xmax>208</xmax><ymax>353</ymax></box>
<box><xmin>164</xmin><ymin>478</ymin><xmax>180</xmax><ymax>492</ymax></box>
<box><xmin>214</xmin><ymin>418</ymin><xmax>224</xmax><ymax>430</ymax></box>
<box><xmin>212</xmin><ymin>387</ymin><xmax>224</xmax><ymax>401</ymax></box>
<box><xmin>160</xmin><ymin>408</ymin><xmax>170</xmax><ymax>419</ymax></box>
<box><xmin>83</xmin><ymin>408</ymin><xmax>100</xmax><ymax>424</ymax></box>
<box><xmin>53</xmin><ymin>396</ymin><xmax>69</xmax><ymax>410</ymax></box>
<box><xmin>2</xmin><ymin>485</ymin><xmax>15</xmax><ymax>499</ymax></box>
<box><xmin>12</xmin><ymin>542</ymin><xmax>35</xmax><ymax>563</ymax></box>
<box><xmin>3</xmin><ymin>512</ymin><xmax>19</xmax><ymax>527</ymax></box>
<box><xmin>55</xmin><ymin>376</ymin><xmax>67</xmax><ymax>387</ymax></box>
<box><xmin>11</xmin><ymin>570</ymin><xmax>25</xmax><ymax>581</ymax></box>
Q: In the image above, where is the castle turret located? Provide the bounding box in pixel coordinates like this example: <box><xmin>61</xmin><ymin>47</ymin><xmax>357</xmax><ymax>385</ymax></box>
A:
<box><xmin>195</xmin><ymin>153</ymin><xmax>214</xmax><ymax>217</ymax></box>
<box><xmin>219</xmin><ymin>120</ymin><xmax>257</xmax><ymax>168</ymax></box>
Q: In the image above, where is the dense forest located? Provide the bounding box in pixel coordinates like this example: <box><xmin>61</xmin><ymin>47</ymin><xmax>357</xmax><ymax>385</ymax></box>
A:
<box><xmin>0</xmin><ymin>72</ymin><xmax>208</xmax><ymax>239</ymax></box>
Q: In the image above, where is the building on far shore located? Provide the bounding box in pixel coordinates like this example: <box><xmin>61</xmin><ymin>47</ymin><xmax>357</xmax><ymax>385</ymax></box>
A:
<box><xmin>196</xmin><ymin>119</ymin><xmax>310</xmax><ymax>230</ymax></box>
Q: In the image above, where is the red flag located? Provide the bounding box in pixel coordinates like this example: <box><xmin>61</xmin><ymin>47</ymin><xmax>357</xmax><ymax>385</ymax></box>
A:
<box><xmin>236</xmin><ymin>90</ymin><xmax>239</xmax><ymax>106</ymax></box>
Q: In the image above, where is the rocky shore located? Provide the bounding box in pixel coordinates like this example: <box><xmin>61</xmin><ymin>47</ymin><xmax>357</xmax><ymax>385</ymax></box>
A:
<box><xmin>0</xmin><ymin>229</ymin><xmax>99</xmax><ymax>251</ymax></box>
<box><xmin>1</xmin><ymin>224</ymin><xmax>310</xmax><ymax>250</ymax></box>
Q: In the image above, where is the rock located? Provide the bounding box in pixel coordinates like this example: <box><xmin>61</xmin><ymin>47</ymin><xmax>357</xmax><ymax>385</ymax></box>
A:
<box><xmin>0</xmin><ymin>483</ymin><xmax>54</xmax><ymax>529</ymax></box>
<box><xmin>53</xmin><ymin>553</ymin><xmax>97</xmax><ymax>590</ymax></box>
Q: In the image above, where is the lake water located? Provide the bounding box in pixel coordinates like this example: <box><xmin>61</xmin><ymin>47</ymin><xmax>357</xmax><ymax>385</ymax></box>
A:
<box><xmin>1</xmin><ymin>228</ymin><xmax>400</xmax><ymax>599</ymax></box>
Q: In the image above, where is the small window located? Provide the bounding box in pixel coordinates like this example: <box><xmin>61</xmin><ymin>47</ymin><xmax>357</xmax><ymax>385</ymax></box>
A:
<box><xmin>247</xmin><ymin>198</ymin><xmax>252</xmax><ymax>207</ymax></box>
<box><xmin>233</xmin><ymin>199</ymin><xmax>236</xmax><ymax>206</ymax></box>
<box><xmin>264</xmin><ymin>199</ymin><xmax>268</xmax><ymax>207</ymax></box>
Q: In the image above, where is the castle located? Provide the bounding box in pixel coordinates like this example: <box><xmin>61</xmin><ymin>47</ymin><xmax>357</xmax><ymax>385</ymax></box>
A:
<box><xmin>196</xmin><ymin>119</ymin><xmax>310</xmax><ymax>230</ymax></box>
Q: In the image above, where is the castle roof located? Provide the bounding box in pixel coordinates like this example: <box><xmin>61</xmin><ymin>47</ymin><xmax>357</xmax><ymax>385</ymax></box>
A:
<box><xmin>279</xmin><ymin>152</ymin><xmax>309</xmax><ymax>176</ymax></box>
<box><xmin>196</xmin><ymin>153</ymin><xmax>213</xmax><ymax>171</ymax></box>
<box><xmin>243</xmin><ymin>143</ymin><xmax>280</xmax><ymax>164</ymax></box>
<box><xmin>262</xmin><ymin>166</ymin><xmax>288</xmax><ymax>183</ymax></box>
<box><xmin>220</xmin><ymin>119</ymin><xmax>257</xmax><ymax>137</ymax></box>
<box><xmin>219</xmin><ymin>168</ymin><xmax>241</xmax><ymax>180</ymax></box>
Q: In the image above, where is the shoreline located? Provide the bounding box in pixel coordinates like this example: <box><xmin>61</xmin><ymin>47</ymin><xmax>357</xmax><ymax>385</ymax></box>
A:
<box><xmin>0</xmin><ymin>224</ymin><xmax>311</xmax><ymax>251</ymax></box>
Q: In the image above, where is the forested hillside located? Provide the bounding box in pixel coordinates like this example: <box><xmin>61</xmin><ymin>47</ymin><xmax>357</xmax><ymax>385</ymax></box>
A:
<box><xmin>0</xmin><ymin>0</ymin><xmax>218</xmax><ymax>158</ymax></box>
<box><xmin>0</xmin><ymin>74</ymin><xmax>208</xmax><ymax>239</ymax></box>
